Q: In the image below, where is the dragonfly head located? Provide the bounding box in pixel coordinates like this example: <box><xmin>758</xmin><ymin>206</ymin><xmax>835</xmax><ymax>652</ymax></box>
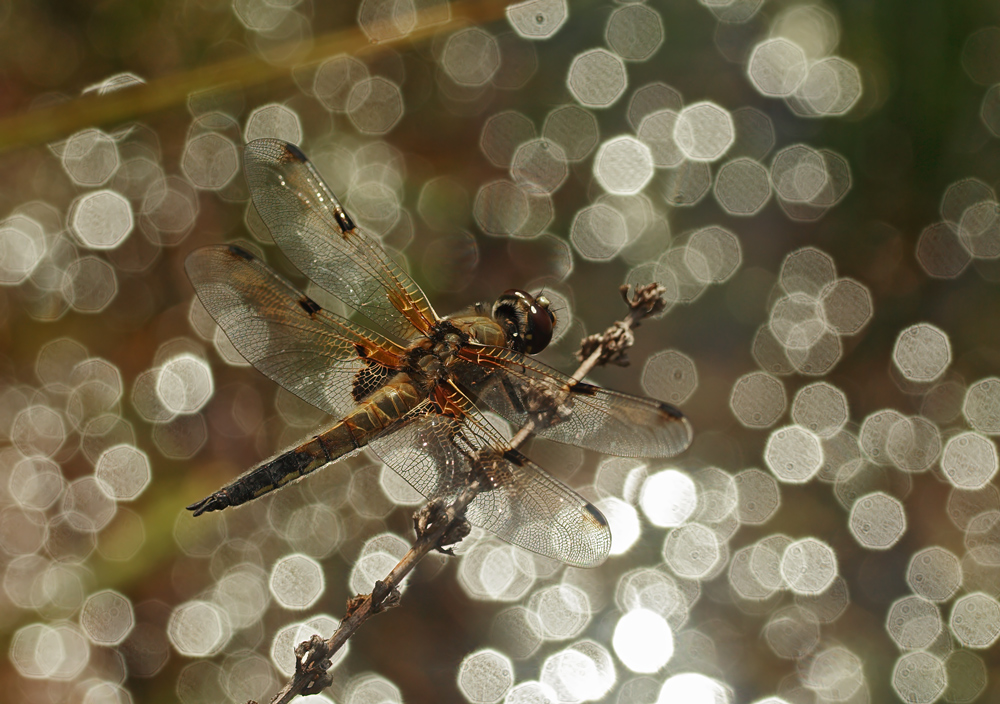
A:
<box><xmin>492</xmin><ymin>289</ymin><xmax>556</xmax><ymax>354</ymax></box>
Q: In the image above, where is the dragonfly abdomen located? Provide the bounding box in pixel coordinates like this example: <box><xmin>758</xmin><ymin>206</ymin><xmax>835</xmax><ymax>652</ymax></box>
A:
<box><xmin>187</xmin><ymin>423</ymin><xmax>360</xmax><ymax>515</ymax></box>
<box><xmin>189</xmin><ymin>377</ymin><xmax>426</xmax><ymax>516</ymax></box>
<box><xmin>342</xmin><ymin>373</ymin><xmax>426</xmax><ymax>435</ymax></box>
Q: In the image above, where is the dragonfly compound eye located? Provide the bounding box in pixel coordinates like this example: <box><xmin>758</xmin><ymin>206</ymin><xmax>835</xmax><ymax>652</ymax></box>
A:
<box><xmin>493</xmin><ymin>289</ymin><xmax>555</xmax><ymax>354</ymax></box>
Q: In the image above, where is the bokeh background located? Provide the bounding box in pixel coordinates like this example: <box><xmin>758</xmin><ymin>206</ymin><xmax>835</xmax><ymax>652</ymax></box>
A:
<box><xmin>2</xmin><ymin>0</ymin><xmax>1000</xmax><ymax>702</ymax></box>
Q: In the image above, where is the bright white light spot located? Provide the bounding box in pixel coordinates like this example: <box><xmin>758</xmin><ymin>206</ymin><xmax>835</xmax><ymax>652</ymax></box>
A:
<box><xmin>61</xmin><ymin>129</ymin><xmax>119</xmax><ymax>186</ymax></box>
<box><xmin>570</xmin><ymin>203</ymin><xmax>627</xmax><ymax>261</ymax></box>
<box><xmin>791</xmin><ymin>382</ymin><xmax>848</xmax><ymax>438</ymax></box>
<box><xmin>730</xmin><ymin>372</ymin><xmax>786</xmax><ymax>428</ymax></box>
<box><xmin>658</xmin><ymin>672</ymin><xmax>730</xmax><ymax>704</ymax></box>
<box><xmin>457</xmin><ymin>648</ymin><xmax>513</xmax><ymax>703</ymax></box>
<box><xmin>891</xmin><ymin>651</ymin><xmax>946</xmax><ymax>704</ymax></box>
<box><xmin>70</xmin><ymin>190</ymin><xmax>133</xmax><ymax>249</ymax></box>
<box><xmin>662</xmin><ymin>523</ymin><xmax>721</xmax><ymax>579</ymax></box>
<box><xmin>540</xmin><ymin>641</ymin><xmax>615</xmax><ymax>702</ymax></box>
<box><xmin>10</xmin><ymin>622</ymin><xmax>90</xmax><ymax>680</ymax></box>
<box><xmin>781</xmin><ymin>538</ymin><xmax>837</xmax><ymax>594</ymax></box>
<box><xmin>764</xmin><ymin>426</ymin><xmax>823</xmax><ymax>483</ymax></box>
<box><xmin>849</xmin><ymin>492</ymin><xmax>907</xmax><ymax>550</ymax></box>
<box><xmin>95</xmin><ymin>444</ymin><xmax>151</xmax><ymax>500</ymax></box>
<box><xmin>531</xmin><ymin>584</ymin><xmax>591</xmax><ymax>641</ymax></box>
<box><xmin>594</xmin><ymin>136</ymin><xmax>654</xmax><ymax>194</ymax></box>
<box><xmin>567</xmin><ymin>49</ymin><xmax>627</xmax><ymax>107</ymax></box>
<box><xmin>616</xmin><ymin>568</ymin><xmax>689</xmax><ymax>623</ymax></box>
<box><xmin>270</xmin><ymin>554</ymin><xmax>325</xmax><ymax>610</ymax></box>
<box><xmin>156</xmin><ymin>354</ymin><xmax>214</xmax><ymax>414</ymax></box>
<box><xmin>886</xmin><ymin>595</ymin><xmax>942</xmax><ymax>650</ymax></box>
<box><xmin>964</xmin><ymin>377</ymin><xmax>1000</xmax><ymax>435</ymax></box>
<box><xmin>507</xmin><ymin>0</ymin><xmax>568</xmax><ymax>40</ymax></box>
<box><xmin>804</xmin><ymin>647</ymin><xmax>864</xmax><ymax>700</ymax></box>
<box><xmin>613</xmin><ymin>608</ymin><xmax>673</xmax><ymax>673</ymax></box>
<box><xmin>213</xmin><ymin>565</ymin><xmax>269</xmax><ymax>631</ymax></box>
<box><xmin>0</xmin><ymin>215</ymin><xmax>45</xmax><ymax>285</ymax></box>
<box><xmin>596</xmin><ymin>497</ymin><xmax>640</xmax><ymax>555</ymax></box>
<box><xmin>347</xmin><ymin>78</ymin><xmax>404</xmax><ymax>135</ymax></box>
<box><xmin>182</xmin><ymin>133</ymin><xmax>239</xmax><ymax>190</ymax></box>
<box><xmin>167</xmin><ymin>600</ymin><xmax>230</xmax><ymax>656</ymax></box>
<box><xmin>893</xmin><ymin>324</ymin><xmax>951</xmax><ymax>382</ymax></box>
<box><xmin>747</xmin><ymin>39</ymin><xmax>808</xmax><ymax>97</ymax></box>
<box><xmin>79</xmin><ymin>590</ymin><xmax>134</xmax><ymax>645</ymax></box>
<box><xmin>907</xmin><ymin>547</ymin><xmax>962</xmax><ymax>603</ymax></box>
<box><xmin>674</xmin><ymin>102</ymin><xmax>734</xmax><ymax>162</ymax></box>
<box><xmin>244</xmin><ymin>103</ymin><xmax>302</xmax><ymax>144</ymax></box>
<box><xmin>950</xmin><ymin>592</ymin><xmax>1000</xmax><ymax>648</ymax></box>
<box><xmin>640</xmin><ymin>469</ymin><xmax>697</xmax><ymax>527</ymax></box>
<box><xmin>441</xmin><ymin>28</ymin><xmax>501</xmax><ymax>87</ymax></box>
<box><xmin>941</xmin><ymin>432</ymin><xmax>998</xmax><ymax>489</ymax></box>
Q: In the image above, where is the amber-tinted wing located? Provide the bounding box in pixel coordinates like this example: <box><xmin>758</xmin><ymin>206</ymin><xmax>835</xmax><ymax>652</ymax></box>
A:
<box><xmin>368</xmin><ymin>386</ymin><xmax>612</xmax><ymax>567</ymax></box>
<box><xmin>186</xmin><ymin>244</ymin><xmax>406</xmax><ymax>417</ymax></box>
<box><xmin>454</xmin><ymin>346</ymin><xmax>693</xmax><ymax>458</ymax></box>
<box><xmin>243</xmin><ymin>139</ymin><xmax>437</xmax><ymax>342</ymax></box>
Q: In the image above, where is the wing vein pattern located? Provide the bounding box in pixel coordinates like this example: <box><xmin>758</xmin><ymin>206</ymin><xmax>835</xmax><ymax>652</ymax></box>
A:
<box><xmin>455</xmin><ymin>346</ymin><xmax>693</xmax><ymax>457</ymax></box>
<box><xmin>186</xmin><ymin>244</ymin><xmax>405</xmax><ymax>418</ymax></box>
<box><xmin>244</xmin><ymin>139</ymin><xmax>437</xmax><ymax>342</ymax></box>
<box><xmin>368</xmin><ymin>386</ymin><xmax>611</xmax><ymax>567</ymax></box>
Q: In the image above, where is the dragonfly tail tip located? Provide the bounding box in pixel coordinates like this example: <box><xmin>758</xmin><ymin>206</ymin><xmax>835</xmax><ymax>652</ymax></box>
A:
<box><xmin>187</xmin><ymin>495</ymin><xmax>220</xmax><ymax>516</ymax></box>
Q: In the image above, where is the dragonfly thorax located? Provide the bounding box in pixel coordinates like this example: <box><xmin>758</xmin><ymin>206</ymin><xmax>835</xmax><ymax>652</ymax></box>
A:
<box><xmin>407</xmin><ymin>321</ymin><xmax>469</xmax><ymax>381</ymax></box>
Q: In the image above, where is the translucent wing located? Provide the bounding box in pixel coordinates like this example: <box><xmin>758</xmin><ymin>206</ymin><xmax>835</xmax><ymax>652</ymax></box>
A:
<box><xmin>243</xmin><ymin>138</ymin><xmax>437</xmax><ymax>341</ymax></box>
<box><xmin>186</xmin><ymin>244</ymin><xmax>406</xmax><ymax>418</ymax></box>
<box><xmin>369</xmin><ymin>387</ymin><xmax>611</xmax><ymax>567</ymax></box>
<box><xmin>454</xmin><ymin>346</ymin><xmax>693</xmax><ymax>458</ymax></box>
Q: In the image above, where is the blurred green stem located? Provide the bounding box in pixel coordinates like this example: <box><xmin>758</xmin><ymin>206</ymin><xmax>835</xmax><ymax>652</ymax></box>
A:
<box><xmin>0</xmin><ymin>0</ymin><xmax>512</xmax><ymax>154</ymax></box>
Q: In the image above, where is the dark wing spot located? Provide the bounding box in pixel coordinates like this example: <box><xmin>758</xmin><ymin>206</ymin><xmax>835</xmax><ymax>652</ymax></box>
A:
<box><xmin>335</xmin><ymin>210</ymin><xmax>356</xmax><ymax>233</ymax></box>
<box><xmin>298</xmin><ymin>296</ymin><xmax>322</xmax><ymax>316</ymax></box>
<box><xmin>227</xmin><ymin>245</ymin><xmax>254</xmax><ymax>260</ymax></box>
<box><xmin>584</xmin><ymin>502</ymin><xmax>609</xmax><ymax>527</ymax></box>
<box><xmin>502</xmin><ymin>448</ymin><xmax>528</xmax><ymax>467</ymax></box>
<box><xmin>352</xmin><ymin>362</ymin><xmax>393</xmax><ymax>403</ymax></box>
<box><xmin>567</xmin><ymin>381</ymin><xmax>599</xmax><ymax>396</ymax></box>
<box><xmin>283</xmin><ymin>142</ymin><xmax>309</xmax><ymax>163</ymax></box>
<box><xmin>657</xmin><ymin>402</ymin><xmax>687</xmax><ymax>420</ymax></box>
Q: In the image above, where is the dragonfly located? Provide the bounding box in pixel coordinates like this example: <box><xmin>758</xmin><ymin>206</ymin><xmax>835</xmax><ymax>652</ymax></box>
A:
<box><xmin>185</xmin><ymin>139</ymin><xmax>692</xmax><ymax>567</ymax></box>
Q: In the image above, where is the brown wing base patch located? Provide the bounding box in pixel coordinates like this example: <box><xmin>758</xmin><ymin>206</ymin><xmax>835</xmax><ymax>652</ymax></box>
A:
<box><xmin>352</xmin><ymin>362</ymin><xmax>395</xmax><ymax>403</ymax></box>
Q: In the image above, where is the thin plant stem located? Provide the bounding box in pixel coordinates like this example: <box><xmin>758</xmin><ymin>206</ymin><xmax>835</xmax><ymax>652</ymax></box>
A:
<box><xmin>0</xmin><ymin>0</ymin><xmax>514</xmax><ymax>154</ymax></box>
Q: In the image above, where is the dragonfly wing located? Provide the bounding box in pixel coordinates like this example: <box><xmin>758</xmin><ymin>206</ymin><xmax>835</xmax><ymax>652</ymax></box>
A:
<box><xmin>186</xmin><ymin>244</ymin><xmax>406</xmax><ymax>418</ymax></box>
<box><xmin>368</xmin><ymin>388</ymin><xmax>611</xmax><ymax>567</ymax></box>
<box><xmin>454</xmin><ymin>347</ymin><xmax>693</xmax><ymax>458</ymax></box>
<box><xmin>243</xmin><ymin>139</ymin><xmax>437</xmax><ymax>341</ymax></box>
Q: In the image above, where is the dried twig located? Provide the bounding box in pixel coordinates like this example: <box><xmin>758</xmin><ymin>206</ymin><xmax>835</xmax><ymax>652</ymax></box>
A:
<box><xmin>508</xmin><ymin>283</ymin><xmax>667</xmax><ymax>448</ymax></box>
<box><xmin>263</xmin><ymin>282</ymin><xmax>669</xmax><ymax>704</ymax></box>
<box><xmin>574</xmin><ymin>283</ymin><xmax>668</xmax><ymax>376</ymax></box>
<box><xmin>264</xmin><ymin>480</ymin><xmax>481</xmax><ymax>704</ymax></box>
